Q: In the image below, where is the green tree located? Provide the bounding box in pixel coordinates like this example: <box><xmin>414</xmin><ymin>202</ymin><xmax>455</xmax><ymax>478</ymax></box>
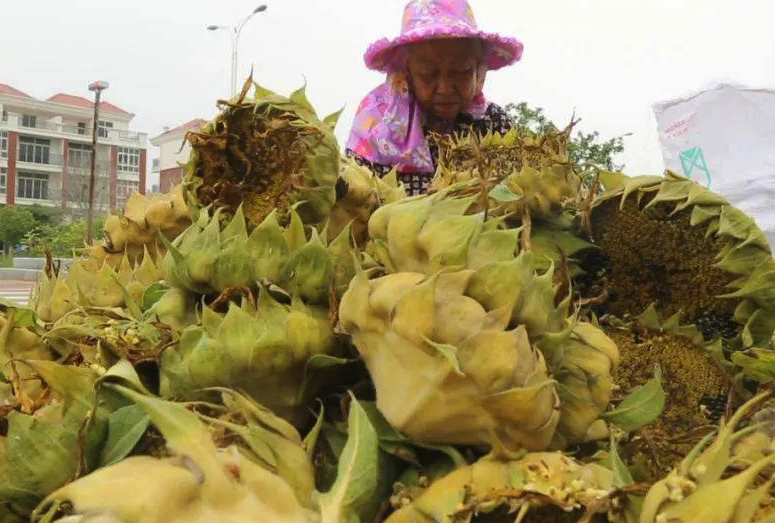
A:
<box><xmin>22</xmin><ymin>218</ymin><xmax>104</xmax><ymax>258</ymax></box>
<box><xmin>26</xmin><ymin>204</ymin><xmax>64</xmax><ymax>227</ymax></box>
<box><xmin>505</xmin><ymin>102</ymin><xmax>630</xmax><ymax>175</ymax></box>
<box><xmin>0</xmin><ymin>205</ymin><xmax>37</xmax><ymax>255</ymax></box>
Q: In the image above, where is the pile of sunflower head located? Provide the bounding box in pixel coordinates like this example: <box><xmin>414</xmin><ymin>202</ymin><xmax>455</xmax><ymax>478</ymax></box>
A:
<box><xmin>3</xmin><ymin>78</ymin><xmax>775</xmax><ymax>523</ymax></box>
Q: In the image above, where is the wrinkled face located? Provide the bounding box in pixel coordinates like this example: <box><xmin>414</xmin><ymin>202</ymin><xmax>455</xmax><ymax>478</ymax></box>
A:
<box><xmin>406</xmin><ymin>38</ymin><xmax>482</xmax><ymax>123</ymax></box>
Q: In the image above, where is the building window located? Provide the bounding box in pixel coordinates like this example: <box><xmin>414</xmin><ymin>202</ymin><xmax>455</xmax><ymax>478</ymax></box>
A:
<box><xmin>117</xmin><ymin>147</ymin><xmax>140</xmax><ymax>173</ymax></box>
<box><xmin>0</xmin><ymin>167</ymin><xmax>6</xmax><ymax>194</ymax></box>
<box><xmin>16</xmin><ymin>172</ymin><xmax>48</xmax><ymax>200</ymax></box>
<box><xmin>68</xmin><ymin>143</ymin><xmax>92</xmax><ymax>169</ymax></box>
<box><xmin>98</xmin><ymin>120</ymin><xmax>113</xmax><ymax>139</ymax></box>
<box><xmin>116</xmin><ymin>179</ymin><xmax>140</xmax><ymax>207</ymax></box>
<box><xmin>1</xmin><ymin>110</ymin><xmax>7</xmax><ymax>122</ymax></box>
<box><xmin>21</xmin><ymin>114</ymin><xmax>37</xmax><ymax>128</ymax></box>
<box><xmin>77</xmin><ymin>122</ymin><xmax>87</xmax><ymax>135</ymax></box>
<box><xmin>0</xmin><ymin>131</ymin><xmax>7</xmax><ymax>159</ymax></box>
<box><xmin>18</xmin><ymin>136</ymin><xmax>51</xmax><ymax>164</ymax></box>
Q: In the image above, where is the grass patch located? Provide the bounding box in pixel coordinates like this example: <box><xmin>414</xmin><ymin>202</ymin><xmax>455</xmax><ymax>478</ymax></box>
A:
<box><xmin>0</xmin><ymin>255</ymin><xmax>13</xmax><ymax>268</ymax></box>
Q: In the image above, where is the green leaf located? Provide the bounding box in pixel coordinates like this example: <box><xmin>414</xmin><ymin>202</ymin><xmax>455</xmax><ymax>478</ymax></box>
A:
<box><xmin>96</xmin><ymin>359</ymin><xmax>152</xmax><ymax>395</ymax></box>
<box><xmin>532</xmin><ymin>227</ymin><xmax>594</xmax><ymax>258</ymax></box>
<box><xmin>141</xmin><ymin>283</ymin><xmax>167</xmax><ymax>312</ymax></box>
<box><xmin>107</xmin><ymin>268</ymin><xmax>143</xmax><ymax>321</ymax></box>
<box><xmin>298</xmin><ymin>354</ymin><xmax>360</xmax><ymax>404</ymax></box>
<box><xmin>323</xmin><ymin>107</ymin><xmax>345</xmax><ymax>129</ymax></box>
<box><xmin>205</xmin><ymin>389</ymin><xmax>316</xmax><ymax>507</ymax></box>
<box><xmin>322</xmin><ymin>424</ymin><xmax>348</xmax><ymax>460</ymax></box>
<box><xmin>609</xmin><ymin>435</ymin><xmax>634</xmax><ymax>488</ymax></box>
<box><xmin>19</xmin><ymin>361</ymin><xmax>96</xmax><ymax>416</ymax></box>
<box><xmin>423</xmin><ymin>338</ymin><xmax>464</xmax><ymax>376</ymax></box>
<box><xmin>602</xmin><ymin>367</ymin><xmax>665</xmax><ymax>431</ymax></box>
<box><xmin>0</xmin><ymin>304</ymin><xmax>35</xmax><ymax>328</ymax></box>
<box><xmin>317</xmin><ymin>396</ymin><xmax>382</xmax><ymax>523</ymax></box>
<box><xmin>732</xmin><ymin>349</ymin><xmax>775</xmax><ymax>383</ymax></box>
<box><xmin>98</xmin><ymin>405</ymin><xmax>150</xmax><ymax>466</ymax></box>
<box><xmin>108</xmin><ymin>384</ymin><xmax>233</xmax><ymax>502</ymax></box>
<box><xmin>305</xmin><ymin>354</ymin><xmax>355</xmax><ymax>372</ymax></box>
<box><xmin>289</xmin><ymin>84</ymin><xmax>314</xmax><ymax>113</ymax></box>
<box><xmin>488</xmin><ymin>184</ymin><xmax>522</xmax><ymax>203</ymax></box>
<box><xmin>304</xmin><ymin>402</ymin><xmax>325</xmax><ymax>459</ymax></box>
<box><xmin>359</xmin><ymin>402</ymin><xmax>466</xmax><ymax>468</ymax></box>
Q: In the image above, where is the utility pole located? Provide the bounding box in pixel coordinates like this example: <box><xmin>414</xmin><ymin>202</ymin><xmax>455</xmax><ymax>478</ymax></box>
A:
<box><xmin>207</xmin><ymin>4</ymin><xmax>267</xmax><ymax>96</ymax></box>
<box><xmin>87</xmin><ymin>80</ymin><xmax>109</xmax><ymax>245</ymax></box>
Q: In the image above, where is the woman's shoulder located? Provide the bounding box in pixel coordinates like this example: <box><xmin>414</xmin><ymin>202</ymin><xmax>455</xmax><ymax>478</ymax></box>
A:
<box><xmin>465</xmin><ymin>102</ymin><xmax>513</xmax><ymax>136</ymax></box>
<box><xmin>480</xmin><ymin>102</ymin><xmax>514</xmax><ymax>134</ymax></box>
<box><xmin>484</xmin><ymin>102</ymin><xmax>511</xmax><ymax>119</ymax></box>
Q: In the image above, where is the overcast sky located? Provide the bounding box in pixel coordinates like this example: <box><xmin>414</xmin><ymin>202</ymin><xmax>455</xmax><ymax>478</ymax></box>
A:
<box><xmin>2</xmin><ymin>1</ymin><xmax>774</xmax><ymax>186</ymax></box>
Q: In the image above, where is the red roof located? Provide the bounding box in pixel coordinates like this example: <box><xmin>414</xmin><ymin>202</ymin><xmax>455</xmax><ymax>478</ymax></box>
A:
<box><xmin>163</xmin><ymin>118</ymin><xmax>209</xmax><ymax>136</ymax></box>
<box><xmin>46</xmin><ymin>93</ymin><xmax>130</xmax><ymax>115</ymax></box>
<box><xmin>0</xmin><ymin>83</ymin><xmax>32</xmax><ymax>98</ymax></box>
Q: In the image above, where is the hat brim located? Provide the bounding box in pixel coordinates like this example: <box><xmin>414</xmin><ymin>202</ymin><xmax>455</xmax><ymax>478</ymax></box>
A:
<box><xmin>364</xmin><ymin>28</ymin><xmax>523</xmax><ymax>73</ymax></box>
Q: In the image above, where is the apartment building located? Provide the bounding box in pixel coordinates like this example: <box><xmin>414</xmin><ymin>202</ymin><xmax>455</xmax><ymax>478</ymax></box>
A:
<box><xmin>0</xmin><ymin>82</ymin><xmax>148</xmax><ymax>212</ymax></box>
<box><xmin>150</xmin><ymin>118</ymin><xmax>207</xmax><ymax>193</ymax></box>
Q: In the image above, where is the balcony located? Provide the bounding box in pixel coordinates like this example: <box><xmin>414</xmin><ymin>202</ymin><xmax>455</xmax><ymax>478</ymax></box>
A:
<box><xmin>68</xmin><ymin>157</ymin><xmax>111</xmax><ymax>177</ymax></box>
<box><xmin>1</xmin><ymin>112</ymin><xmax>147</xmax><ymax>146</ymax></box>
<box><xmin>16</xmin><ymin>151</ymin><xmax>63</xmax><ymax>173</ymax></box>
<box><xmin>17</xmin><ymin>151</ymin><xmax>62</xmax><ymax>166</ymax></box>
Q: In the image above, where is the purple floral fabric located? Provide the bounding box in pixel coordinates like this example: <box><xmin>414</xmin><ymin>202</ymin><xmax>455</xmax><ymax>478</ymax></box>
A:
<box><xmin>346</xmin><ymin>80</ymin><xmax>513</xmax><ymax>196</ymax></box>
<box><xmin>346</xmin><ymin>72</ymin><xmax>488</xmax><ymax>175</ymax></box>
<box><xmin>365</xmin><ymin>0</ymin><xmax>523</xmax><ymax>73</ymax></box>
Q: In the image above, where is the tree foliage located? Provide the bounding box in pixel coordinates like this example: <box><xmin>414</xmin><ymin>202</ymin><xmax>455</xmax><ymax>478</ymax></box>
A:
<box><xmin>0</xmin><ymin>205</ymin><xmax>37</xmax><ymax>253</ymax></box>
<box><xmin>25</xmin><ymin>204</ymin><xmax>65</xmax><ymax>227</ymax></box>
<box><xmin>505</xmin><ymin>102</ymin><xmax>630</xmax><ymax>174</ymax></box>
<box><xmin>22</xmin><ymin>217</ymin><xmax>105</xmax><ymax>258</ymax></box>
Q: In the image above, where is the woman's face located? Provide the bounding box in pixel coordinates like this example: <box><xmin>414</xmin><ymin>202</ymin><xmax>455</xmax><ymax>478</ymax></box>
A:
<box><xmin>406</xmin><ymin>38</ymin><xmax>482</xmax><ymax>123</ymax></box>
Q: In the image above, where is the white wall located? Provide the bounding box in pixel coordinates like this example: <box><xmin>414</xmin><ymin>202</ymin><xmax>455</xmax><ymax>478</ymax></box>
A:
<box><xmin>158</xmin><ymin>136</ymin><xmax>191</xmax><ymax>171</ymax></box>
<box><xmin>109</xmin><ymin>119</ymin><xmax>129</xmax><ymax>131</ymax></box>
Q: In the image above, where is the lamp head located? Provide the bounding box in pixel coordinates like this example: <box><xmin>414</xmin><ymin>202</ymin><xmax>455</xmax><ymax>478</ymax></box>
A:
<box><xmin>88</xmin><ymin>81</ymin><xmax>109</xmax><ymax>92</ymax></box>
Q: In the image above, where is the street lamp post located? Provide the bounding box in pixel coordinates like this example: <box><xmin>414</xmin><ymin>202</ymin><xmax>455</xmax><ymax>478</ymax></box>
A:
<box><xmin>207</xmin><ymin>4</ymin><xmax>267</xmax><ymax>96</ymax></box>
<box><xmin>87</xmin><ymin>80</ymin><xmax>109</xmax><ymax>245</ymax></box>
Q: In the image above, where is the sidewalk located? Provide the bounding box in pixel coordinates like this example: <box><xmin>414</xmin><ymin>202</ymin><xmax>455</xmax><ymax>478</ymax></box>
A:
<box><xmin>0</xmin><ymin>280</ymin><xmax>36</xmax><ymax>307</ymax></box>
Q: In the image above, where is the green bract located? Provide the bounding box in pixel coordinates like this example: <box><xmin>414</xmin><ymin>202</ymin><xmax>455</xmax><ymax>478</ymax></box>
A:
<box><xmin>160</xmin><ymin>289</ymin><xmax>335</xmax><ymax>423</ymax></box>
<box><xmin>103</xmin><ymin>184</ymin><xmax>191</xmax><ymax>261</ymax></box>
<box><xmin>33</xmin><ymin>248</ymin><xmax>163</xmax><ymax>323</ymax></box>
<box><xmin>162</xmin><ymin>205</ymin><xmax>352</xmax><ymax>302</ymax></box>
<box><xmin>360</xmin><ymin>193</ymin><xmax>619</xmax><ymax>449</ymax></box>
<box><xmin>326</xmin><ymin>158</ymin><xmax>406</xmax><ymax>245</ymax></box>
<box><xmin>340</xmin><ymin>266</ymin><xmax>561</xmax><ymax>456</ymax></box>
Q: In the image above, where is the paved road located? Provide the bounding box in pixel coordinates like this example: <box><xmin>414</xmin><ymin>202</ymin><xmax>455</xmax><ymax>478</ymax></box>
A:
<box><xmin>0</xmin><ymin>280</ymin><xmax>35</xmax><ymax>307</ymax></box>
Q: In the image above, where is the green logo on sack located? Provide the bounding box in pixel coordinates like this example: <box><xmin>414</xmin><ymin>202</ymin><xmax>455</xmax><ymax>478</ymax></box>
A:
<box><xmin>680</xmin><ymin>147</ymin><xmax>712</xmax><ymax>187</ymax></box>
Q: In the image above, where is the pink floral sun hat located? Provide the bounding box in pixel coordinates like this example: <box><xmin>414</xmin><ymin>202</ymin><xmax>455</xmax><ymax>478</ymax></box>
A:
<box><xmin>365</xmin><ymin>0</ymin><xmax>523</xmax><ymax>73</ymax></box>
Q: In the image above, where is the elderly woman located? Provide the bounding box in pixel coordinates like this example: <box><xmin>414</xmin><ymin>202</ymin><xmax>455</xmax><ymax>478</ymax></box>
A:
<box><xmin>346</xmin><ymin>0</ymin><xmax>523</xmax><ymax>195</ymax></box>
